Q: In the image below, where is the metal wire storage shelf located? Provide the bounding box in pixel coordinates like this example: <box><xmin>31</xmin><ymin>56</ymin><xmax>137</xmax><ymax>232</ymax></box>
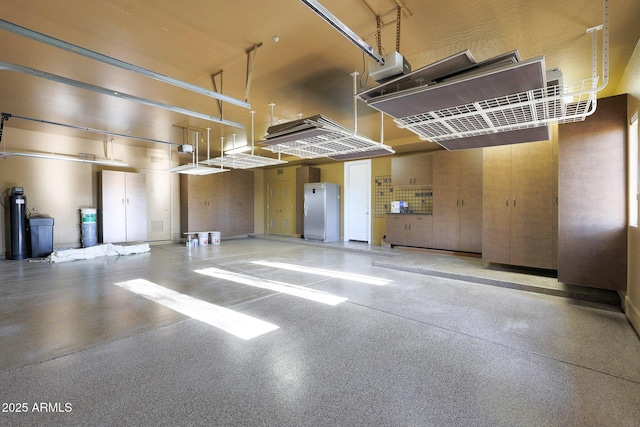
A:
<box><xmin>164</xmin><ymin>163</ymin><xmax>229</xmax><ymax>175</ymax></box>
<box><xmin>394</xmin><ymin>76</ymin><xmax>599</xmax><ymax>142</ymax></box>
<box><xmin>201</xmin><ymin>153</ymin><xmax>288</xmax><ymax>169</ymax></box>
<box><xmin>260</xmin><ymin>124</ymin><xmax>395</xmax><ymax>159</ymax></box>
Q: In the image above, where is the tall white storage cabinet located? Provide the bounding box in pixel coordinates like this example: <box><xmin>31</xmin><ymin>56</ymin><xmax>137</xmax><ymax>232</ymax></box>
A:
<box><xmin>99</xmin><ymin>170</ymin><xmax>148</xmax><ymax>243</ymax></box>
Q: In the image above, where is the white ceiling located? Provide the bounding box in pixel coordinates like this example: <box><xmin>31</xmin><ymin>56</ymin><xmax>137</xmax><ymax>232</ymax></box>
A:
<box><xmin>0</xmin><ymin>0</ymin><xmax>638</xmax><ymax>158</ymax></box>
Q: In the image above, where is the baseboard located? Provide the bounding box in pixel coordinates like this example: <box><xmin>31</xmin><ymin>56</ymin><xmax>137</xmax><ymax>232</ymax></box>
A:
<box><xmin>625</xmin><ymin>295</ymin><xmax>640</xmax><ymax>336</ymax></box>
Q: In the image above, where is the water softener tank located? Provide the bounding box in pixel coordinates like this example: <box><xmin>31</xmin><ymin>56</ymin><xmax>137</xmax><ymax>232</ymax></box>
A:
<box><xmin>9</xmin><ymin>186</ymin><xmax>28</xmax><ymax>260</ymax></box>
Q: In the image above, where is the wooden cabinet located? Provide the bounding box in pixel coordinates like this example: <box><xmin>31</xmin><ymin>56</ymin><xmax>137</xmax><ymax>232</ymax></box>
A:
<box><xmin>223</xmin><ymin>170</ymin><xmax>254</xmax><ymax>236</ymax></box>
<box><xmin>99</xmin><ymin>170</ymin><xmax>147</xmax><ymax>243</ymax></box>
<box><xmin>558</xmin><ymin>94</ymin><xmax>628</xmax><ymax>290</ymax></box>
<box><xmin>391</xmin><ymin>152</ymin><xmax>433</xmax><ymax>186</ymax></box>
<box><xmin>432</xmin><ymin>149</ymin><xmax>483</xmax><ymax>252</ymax></box>
<box><xmin>386</xmin><ymin>214</ymin><xmax>433</xmax><ymax>247</ymax></box>
<box><xmin>482</xmin><ymin>140</ymin><xmax>556</xmax><ymax>269</ymax></box>
<box><xmin>180</xmin><ymin>169</ymin><xmax>254</xmax><ymax>237</ymax></box>
<box><xmin>180</xmin><ymin>174</ymin><xmax>223</xmax><ymax>233</ymax></box>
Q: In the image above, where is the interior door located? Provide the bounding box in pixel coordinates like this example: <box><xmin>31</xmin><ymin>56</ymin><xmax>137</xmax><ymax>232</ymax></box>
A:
<box><xmin>268</xmin><ymin>180</ymin><xmax>293</xmax><ymax>236</ymax></box>
<box><xmin>346</xmin><ymin>160</ymin><xmax>370</xmax><ymax>242</ymax></box>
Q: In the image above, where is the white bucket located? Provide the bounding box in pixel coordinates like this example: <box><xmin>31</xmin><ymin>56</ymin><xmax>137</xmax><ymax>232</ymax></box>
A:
<box><xmin>211</xmin><ymin>231</ymin><xmax>221</xmax><ymax>245</ymax></box>
<box><xmin>198</xmin><ymin>232</ymin><xmax>209</xmax><ymax>246</ymax></box>
<box><xmin>80</xmin><ymin>208</ymin><xmax>97</xmax><ymax>224</ymax></box>
<box><xmin>80</xmin><ymin>208</ymin><xmax>97</xmax><ymax>247</ymax></box>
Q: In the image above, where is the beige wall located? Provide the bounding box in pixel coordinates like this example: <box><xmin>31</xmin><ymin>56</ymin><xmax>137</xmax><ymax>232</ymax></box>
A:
<box><xmin>260</xmin><ymin>157</ymin><xmax>393</xmax><ymax>244</ymax></box>
<box><xmin>619</xmin><ymin>38</ymin><xmax>640</xmax><ymax>334</ymax></box>
<box><xmin>0</xmin><ymin>127</ymin><xmax>178</xmax><ymax>254</ymax></box>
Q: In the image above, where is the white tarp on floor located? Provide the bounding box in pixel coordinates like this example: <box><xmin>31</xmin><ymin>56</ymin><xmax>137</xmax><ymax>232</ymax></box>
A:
<box><xmin>46</xmin><ymin>243</ymin><xmax>151</xmax><ymax>263</ymax></box>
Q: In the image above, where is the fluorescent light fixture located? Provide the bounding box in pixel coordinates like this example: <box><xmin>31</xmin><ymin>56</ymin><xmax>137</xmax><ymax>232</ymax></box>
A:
<box><xmin>300</xmin><ymin>0</ymin><xmax>384</xmax><ymax>65</ymax></box>
<box><xmin>114</xmin><ymin>279</ymin><xmax>279</xmax><ymax>340</ymax></box>
<box><xmin>251</xmin><ymin>260</ymin><xmax>392</xmax><ymax>286</ymax></box>
<box><xmin>0</xmin><ymin>150</ymin><xmax>129</xmax><ymax>166</ymax></box>
<box><xmin>224</xmin><ymin>145</ymin><xmax>252</xmax><ymax>155</ymax></box>
<box><xmin>195</xmin><ymin>267</ymin><xmax>348</xmax><ymax>306</ymax></box>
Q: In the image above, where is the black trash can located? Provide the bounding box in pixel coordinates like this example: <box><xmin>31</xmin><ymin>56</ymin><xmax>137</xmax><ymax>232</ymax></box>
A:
<box><xmin>27</xmin><ymin>217</ymin><xmax>54</xmax><ymax>258</ymax></box>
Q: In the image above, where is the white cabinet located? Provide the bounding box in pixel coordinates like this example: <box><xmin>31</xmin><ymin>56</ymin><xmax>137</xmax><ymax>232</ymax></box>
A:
<box><xmin>99</xmin><ymin>170</ymin><xmax>147</xmax><ymax>243</ymax></box>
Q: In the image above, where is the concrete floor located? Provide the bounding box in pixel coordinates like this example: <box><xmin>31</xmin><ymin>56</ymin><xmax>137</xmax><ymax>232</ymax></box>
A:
<box><xmin>1</xmin><ymin>236</ymin><xmax>639</xmax><ymax>426</ymax></box>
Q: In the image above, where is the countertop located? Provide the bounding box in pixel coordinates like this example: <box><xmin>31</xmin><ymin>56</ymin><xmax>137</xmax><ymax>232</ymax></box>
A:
<box><xmin>387</xmin><ymin>212</ymin><xmax>433</xmax><ymax>216</ymax></box>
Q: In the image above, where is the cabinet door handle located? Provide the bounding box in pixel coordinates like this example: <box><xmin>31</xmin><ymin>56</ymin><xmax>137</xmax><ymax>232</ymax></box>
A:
<box><xmin>461</xmin><ymin>199</ymin><xmax>464</xmax><ymax>207</ymax></box>
<box><xmin>513</xmin><ymin>197</ymin><xmax>517</xmax><ymax>207</ymax></box>
<box><xmin>506</xmin><ymin>197</ymin><xmax>509</xmax><ymax>207</ymax></box>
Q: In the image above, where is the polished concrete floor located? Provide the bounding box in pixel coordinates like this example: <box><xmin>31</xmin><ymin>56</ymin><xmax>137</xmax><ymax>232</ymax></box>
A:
<box><xmin>1</xmin><ymin>236</ymin><xmax>639</xmax><ymax>426</ymax></box>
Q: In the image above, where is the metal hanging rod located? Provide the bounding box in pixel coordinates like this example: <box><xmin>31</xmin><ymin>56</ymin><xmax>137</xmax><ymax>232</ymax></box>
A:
<box><xmin>0</xmin><ymin>18</ymin><xmax>251</xmax><ymax>110</ymax></box>
<box><xmin>0</xmin><ymin>150</ymin><xmax>129</xmax><ymax>167</ymax></box>
<box><xmin>1</xmin><ymin>112</ymin><xmax>179</xmax><ymax>146</ymax></box>
<box><xmin>301</xmin><ymin>0</ymin><xmax>385</xmax><ymax>65</ymax></box>
<box><xmin>0</xmin><ymin>61</ymin><xmax>245</xmax><ymax>129</ymax></box>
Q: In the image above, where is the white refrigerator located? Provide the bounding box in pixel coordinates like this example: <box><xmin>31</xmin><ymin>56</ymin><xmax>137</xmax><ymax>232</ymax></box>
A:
<box><xmin>304</xmin><ymin>182</ymin><xmax>340</xmax><ymax>242</ymax></box>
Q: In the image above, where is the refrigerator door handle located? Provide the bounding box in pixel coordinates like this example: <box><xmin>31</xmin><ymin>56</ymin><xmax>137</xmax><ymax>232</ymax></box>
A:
<box><xmin>304</xmin><ymin>195</ymin><xmax>308</xmax><ymax>217</ymax></box>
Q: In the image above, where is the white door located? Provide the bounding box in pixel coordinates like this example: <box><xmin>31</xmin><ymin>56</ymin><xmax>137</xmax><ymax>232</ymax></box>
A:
<box><xmin>345</xmin><ymin>160</ymin><xmax>371</xmax><ymax>242</ymax></box>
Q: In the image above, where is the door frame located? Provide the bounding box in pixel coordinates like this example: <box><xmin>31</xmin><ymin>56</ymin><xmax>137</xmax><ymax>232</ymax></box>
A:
<box><xmin>344</xmin><ymin>159</ymin><xmax>371</xmax><ymax>243</ymax></box>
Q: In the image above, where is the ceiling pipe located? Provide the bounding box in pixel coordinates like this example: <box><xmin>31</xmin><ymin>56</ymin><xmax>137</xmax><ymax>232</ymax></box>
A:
<box><xmin>0</xmin><ymin>150</ymin><xmax>129</xmax><ymax>166</ymax></box>
<box><xmin>2</xmin><ymin>112</ymin><xmax>178</xmax><ymax>146</ymax></box>
<box><xmin>0</xmin><ymin>61</ymin><xmax>245</xmax><ymax>129</ymax></box>
<box><xmin>0</xmin><ymin>18</ymin><xmax>250</xmax><ymax>110</ymax></box>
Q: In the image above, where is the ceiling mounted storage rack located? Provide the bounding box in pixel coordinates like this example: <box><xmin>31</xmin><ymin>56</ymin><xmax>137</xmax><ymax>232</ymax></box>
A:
<box><xmin>165</xmin><ymin>130</ymin><xmax>229</xmax><ymax>175</ymax></box>
<box><xmin>260</xmin><ymin>73</ymin><xmax>395</xmax><ymax>160</ymax></box>
<box><xmin>202</xmin><ymin>112</ymin><xmax>288</xmax><ymax>169</ymax></box>
<box><xmin>358</xmin><ymin>0</ymin><xmax>609</xmax><ymax>150</ymax></box>
<box><xmin>259</xmin><ymin>114</ymin><xmax>395</xmax><ymax>160</ymax></box>
<box><xmin>203</xmin><ymin>151</ymin><xmax>288</xmax><ymax>169</ymax></box>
